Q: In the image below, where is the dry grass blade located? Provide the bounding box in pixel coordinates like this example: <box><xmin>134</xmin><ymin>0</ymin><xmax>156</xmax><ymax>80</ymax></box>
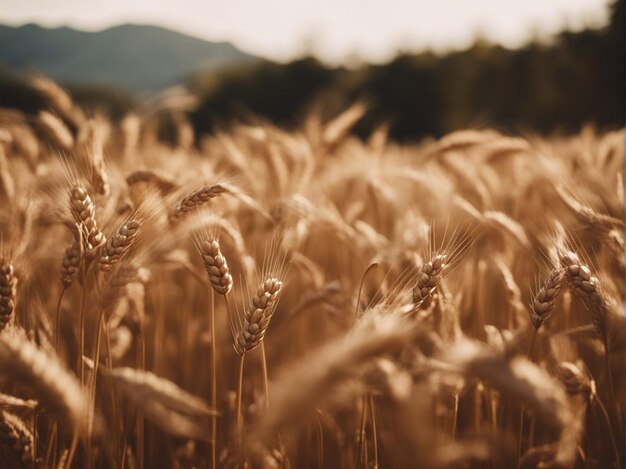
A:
<box><xmin>322</xmin><ymin>103</ymin><xmax>366</xmax><ymax>150</ymax></box>
<box><xmin>36</xmin><ymin>110</ymin><xmax>74</xmax><ymax>150</ymax></box>
<box><xmin>444</xmin><ymin>339</ymin><xmax>568</xmax><ymax>426</ymax></box>
<box><xmin>253</xmin><ymin>315</ymin><xmax>423</xmax><ymax>443</ymax></box>
<box><xmin>0</xmin><ymin>393</ymin><xmax>37</xmax><ymax>410</ymax></box>
<box><xmin>99</xmin><ymin>365</ymin><xmax>215</xmax><ymax>440</ymax></box>
<box><xmin>443</xmin><ymin>339</ymin><xmax>578</xmax><ymax>466</ymax></box>
<box><xmin>555</xmin><ymin>185</ymin><xmax>624</xmax><ymax>231</ymax></box>
<box><xmin>483</xmin><ymin>211</ymin><xmax>531</xmax><ymax>250</ymax></box>
<box><xmin>102</xmin><ymin>365</ymin><xmax>214</xmax><ymax>417</ymax></box>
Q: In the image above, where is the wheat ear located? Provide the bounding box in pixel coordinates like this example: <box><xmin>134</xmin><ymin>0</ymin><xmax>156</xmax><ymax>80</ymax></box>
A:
<box><xmin>99</xmin><ymin>219</ymin><xmax>141</xmax><ymax>272</ymax></box>
<box><xmin>61</xmin><ymin>240</ymin><xmax>82</xmax><ymax>288</ymax></box>
<box><xmin>529</xmin><ymin>267</ymin><xmax>565</xmax><ymax>329</ymax></box>
<box><xmin>412</xmin><ymin>254</ymin><xmax>447</xmax><ymax>309</ymax></box>
<box><xmin>558</xmin><ymin>249</ymin><xmax>609</xmax><ymax>336</ymax></box>
<box><xmin>0</xmin><ymin>258</ymin><xmax>17</xmax><ymax>332</ymax></box>
<box><xmin>199</xmin><ymin>239</ymin><xmax>233</xmax><ymax>295</ymax></box>
<box><xmin>169</xmin><ymin>184</ymin><xmax>228</xmax><ymax>222</ymax></box>
<box><xmin>68</xmin><ymin>185</ymin><xmax>104</xmax><ymax>256</ymax></box>
<box><xmin>234</xmin><ymin>277</ymin><xmax>283</xmax><ymax>355</ymax></box>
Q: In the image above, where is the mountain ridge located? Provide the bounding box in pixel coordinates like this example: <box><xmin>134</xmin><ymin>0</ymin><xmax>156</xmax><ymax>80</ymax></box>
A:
<box><xmin>0</xmin><ymin>23</ymin><xmax>258</xmax><ymax>90</ymax></box>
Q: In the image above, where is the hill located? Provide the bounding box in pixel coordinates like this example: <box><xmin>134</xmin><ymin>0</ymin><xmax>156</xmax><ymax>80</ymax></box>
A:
<box><xmin>0</xmin><ymin>23</ymin><xmax>257</xmax><ymax>90</ymax></box>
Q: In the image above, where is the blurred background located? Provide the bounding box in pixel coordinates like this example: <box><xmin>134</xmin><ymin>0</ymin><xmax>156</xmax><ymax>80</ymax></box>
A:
<box><xmin>0</xmin><ymin>0</ymin><xmax>623</xmax><ymax>141</ymax></box>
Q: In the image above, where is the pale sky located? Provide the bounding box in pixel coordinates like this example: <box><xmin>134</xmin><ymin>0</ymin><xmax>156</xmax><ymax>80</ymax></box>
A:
<box><xmin>1</xmin><ymin>0</ymin><xmax>613</xmax><ymax>64</ymax></box>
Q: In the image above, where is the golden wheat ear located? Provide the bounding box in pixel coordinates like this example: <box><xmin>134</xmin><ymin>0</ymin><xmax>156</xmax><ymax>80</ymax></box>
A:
<box><xmin>412</xmin><ymin>254</ymin><xmax>447</xmax><ymax>309</ymax></box>
<box><xmin>68</xmin><ymin>185</ymin><xmax>105</xmax><ymax>257</ymax></box>
<box><xmin>198</xmin><ymin>239</ymin><xmax>233</xmax><ymax>296</ymax></box>
<box><xmin>530</xmin><ymin>266</ymin><xmax>565</xmax><ymax>330</ymax></box>
<box><xmin>234</xmin><ymin>277</ymin><xmax>283</xmax><ymax>355</ymax></box>
<box><xmin>99</xmin><ymin>218</ymin><xmax>142</xmax><ymax>273</ymax></box>
<box><xmin>169</xmin><ymin>184</ymin><xmax>229</xmax><ymax>223</ymax></box>
<box><xmin>0</xmin><ymin>258</ymin><xmax>17</xmax><ymax>332</ymax></box>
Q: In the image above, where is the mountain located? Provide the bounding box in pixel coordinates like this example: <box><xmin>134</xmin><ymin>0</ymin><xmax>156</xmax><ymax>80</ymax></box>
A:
<box><xmin>0</xmin><ymin>23</ymin><xmax>258</xmax><ymax>91</ymax></box>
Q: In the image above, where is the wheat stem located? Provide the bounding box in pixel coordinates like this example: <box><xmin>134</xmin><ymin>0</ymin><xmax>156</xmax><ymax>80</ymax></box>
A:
<box><xmin>137</xmin><ymin>329</ymin><xmax>145</xmax><ymax>469</ymax></box>
<box><xmin>236</xmin><ymin>353</ymin><xmax>245</xmax><ymax>445</ymax></box>
<box><xmin>78</xmin><ymin>269</ymin><xmax>88</xmax><ymax>387</ymax></box>
<box><xmin>601</xmin><ymin>330</ymin><xmax>619</xmax><ymax>430</ymax></box>
<box><xmin>356</xmin><ymin>395</ymin><xmax>367</xmax><ymax>469</ymax></box>
<box><xmin>210</xmin><ymin>289</ymin><xmax>217</xmax><ymax>469</ymax></box>
<box><xmin>451</xmin><ymin>392</ymin><xmax>459</xmax><ymax>439</ymax></box>
<box><xmin>369</xmin><ymin>395</ymin><xmax>378</xmax><ymax>468</ymax></box>
<box><xmin>593</xmin><ymin>396</ymin><xmax>620</xmax><ymax>467</ymax></box>
<box><xmin>527</xmin><ymin>328</ymin><xmax>538</xmax><ymax>360</ymax></box>
<box><xmin>316</xmin><ymin>411</ymin><xmax>324</xmax><ymax>469</ymax></box>
<box><xmin>55</xmin><ymin>288</ymin><xmax>65</xmax><ymax>351</ymax></box>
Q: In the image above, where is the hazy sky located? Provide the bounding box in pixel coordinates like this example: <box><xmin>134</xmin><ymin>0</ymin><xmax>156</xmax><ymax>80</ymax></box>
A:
<box><xmin>1</xmin><ymin>0</ymin><xmax>613</xmax><ymax>64</ymax></box>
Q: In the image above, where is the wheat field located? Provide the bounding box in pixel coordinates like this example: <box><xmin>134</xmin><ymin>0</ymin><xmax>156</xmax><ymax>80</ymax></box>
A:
<box><xmin>0</xmin><ymin>78</ymin><xmax>623</xmax><ymax>468</ymax></box>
